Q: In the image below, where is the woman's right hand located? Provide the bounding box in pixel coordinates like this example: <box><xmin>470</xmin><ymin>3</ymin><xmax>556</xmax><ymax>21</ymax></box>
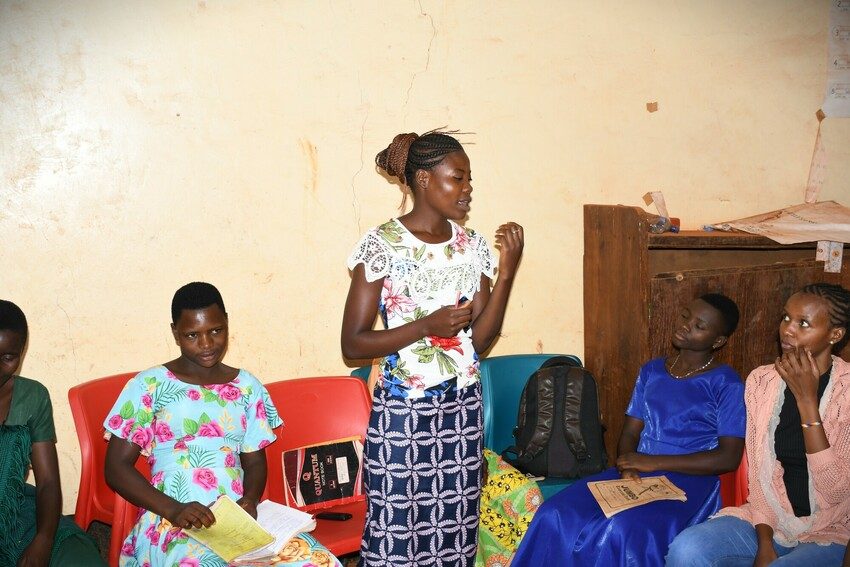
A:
<box><xmin>168</xmin><ymin>501</ymin><xmax>216</xmax><ymax>530</ymax></box>
<box><xmin>619</xmin><ymin>468</ymin><xmax>641</xmax><ymax>483</ymax></box>
<box><xmin>423</xmin><ymin>303</ymin><xmax>473</xmax><ymax>338</ymax></box>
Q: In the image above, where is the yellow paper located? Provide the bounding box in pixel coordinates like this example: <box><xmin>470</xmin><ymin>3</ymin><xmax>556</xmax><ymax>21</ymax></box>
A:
<box><xmin>184</xmin><ymin>495</ymin><xmax>274</xmax><ymax>563</ymax></box>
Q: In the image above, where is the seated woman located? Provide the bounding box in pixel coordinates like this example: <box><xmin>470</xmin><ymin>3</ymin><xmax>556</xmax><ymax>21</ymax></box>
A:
<box><xmin>668</xmin><ymin>283</ymin><xmax>850</xmax><ymax>566</ymax></box>
<box><xmin>0</xmin><ymin>299</ymin><xmax>106</xmax><ymax>567</ymax></box>
<box><xmin>512</xmin><ymin>293</ymin><xmax>745</xmax><ymax>566</ymax></box>
<box><xmin>104</xmin><ymin>282</ymin><xmax>341</xmax><ymax>567</ymax></box>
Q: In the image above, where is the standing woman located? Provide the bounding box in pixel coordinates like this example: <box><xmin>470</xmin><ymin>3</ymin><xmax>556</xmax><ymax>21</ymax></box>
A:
<box><xmin>668</xmin><ymin>283</ymin><xmax>850</xmax><ymax>566</ymax></box>
<box><xmin>342</xmin><ymin>131</ymin><xmax>524</xmax><ymax>567</ymax></box>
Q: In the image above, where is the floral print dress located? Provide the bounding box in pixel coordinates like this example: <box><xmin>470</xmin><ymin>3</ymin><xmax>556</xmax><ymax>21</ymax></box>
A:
<box><xmin>104</xmin><ymin>366</ymin><xmax>341</xmax><ymax>567</ymax></box>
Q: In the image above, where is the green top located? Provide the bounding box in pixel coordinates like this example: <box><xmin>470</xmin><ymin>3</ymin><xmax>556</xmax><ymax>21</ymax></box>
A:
<box><xmin>4</xmin><ymin>376</ymin><xmax>56</xmax><ymax>443</ymax></box>
<box><xmin>0</xmin><ymin>377</ymin><xmax>105</xmax><ymax>566</ymax></box>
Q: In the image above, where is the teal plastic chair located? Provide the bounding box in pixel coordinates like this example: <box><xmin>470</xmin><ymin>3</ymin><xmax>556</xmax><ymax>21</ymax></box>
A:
<box><xmin>350</xmin><ymin>365</ymin><xmax>371</xmax><ymax>382</ymax></box>
<box><xmin>352</xmin><ymin>354</ymin><xmax>584</xmax><ymax>499</ymax></box>
<box><xmin>479</xmin><ymin>353</ymin><xmax>582</xmax><ymax>500</ymax></box>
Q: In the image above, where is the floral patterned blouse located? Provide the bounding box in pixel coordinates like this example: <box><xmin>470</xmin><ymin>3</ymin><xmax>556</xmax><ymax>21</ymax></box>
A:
<box><xmin>103</xmin><ymin>366</ymin><xmax>340</xmax><ymax>567</ymax></box>
<box><xmin>347</xmin><ymin>218</ymin><xmax>495</xmax><ymax>398</ymax></box>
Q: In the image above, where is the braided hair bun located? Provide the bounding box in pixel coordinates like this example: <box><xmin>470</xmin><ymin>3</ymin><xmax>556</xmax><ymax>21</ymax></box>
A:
<box><xmin>375</xmin><ymin>131</ymin><xmax>464</xmax><ymax>188</ymax></box>
<box><xmin>375</xmin><ymin>133</ymin><xmax>419</xmax><ymax>184</ymax></box>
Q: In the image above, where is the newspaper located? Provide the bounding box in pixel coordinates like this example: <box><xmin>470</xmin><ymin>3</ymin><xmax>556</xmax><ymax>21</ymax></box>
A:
<box><xmin>587</xmin><ymin>475</ymin><xmax>687</xmax><ymax>518</ymax></box>
<box><xmin>711</xmin><ymin>201</ymin><xmax>850</xmax><ymax>245</ymax></box>
<box><xmin>824</xmin><ymin>0</ymin><xmax>850</xmax><ymax>117</ymax></box>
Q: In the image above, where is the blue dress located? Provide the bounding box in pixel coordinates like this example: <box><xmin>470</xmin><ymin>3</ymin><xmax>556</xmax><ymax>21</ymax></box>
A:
<box><xmin>511</xmin><ymin>358</ymin><xmax>745</xmax><ymax>567</ymax></box>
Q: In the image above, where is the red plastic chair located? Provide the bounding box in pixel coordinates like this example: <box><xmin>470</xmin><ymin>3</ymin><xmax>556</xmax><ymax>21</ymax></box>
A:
<box><xmin>719</xmin><ymin>451</ymin><xmax>749</xmax><ymax>508</ymax></box>
<box><xmin>68</xmin><ymin>372</ymin><xmax>137</xmax><ymax>530</ymax></box>
<box><xmin>264</xmin><ymin>376</ymin><xmax>372</xmax><ymax>557</ymax></box>
<box><xmin>108</xmin><ymin>458</ymin><xmax>151</xmax><ymax>567</ymax></box>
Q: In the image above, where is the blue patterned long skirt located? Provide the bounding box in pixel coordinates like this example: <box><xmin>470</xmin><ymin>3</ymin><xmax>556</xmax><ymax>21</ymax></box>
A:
<box><xmin>359</xmin><ymin>382</ymin><xmax>483</xmax><ymax>567</ymax></box>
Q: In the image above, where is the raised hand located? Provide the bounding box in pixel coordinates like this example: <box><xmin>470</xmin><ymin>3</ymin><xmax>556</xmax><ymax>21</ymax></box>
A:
<box><xmin>775</xmin><ymin>347</ymin><xmax>820</xmax><ymax>404</ymax></box>
<box><xmin>494</xmin><ymin>222</ymin><xmax>524</xmax><ymax>280</ymax></box>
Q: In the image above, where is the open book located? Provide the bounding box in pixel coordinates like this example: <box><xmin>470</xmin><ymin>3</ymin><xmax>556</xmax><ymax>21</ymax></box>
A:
<box><xmin>185</xmin><ymin>496</ymin><xmax>316</xmax><ymax>564</ymax></box>
<box><xmin>587</xmin><ymin>475</ymin><xmax>687</xmax><ymax>518</ymax></box>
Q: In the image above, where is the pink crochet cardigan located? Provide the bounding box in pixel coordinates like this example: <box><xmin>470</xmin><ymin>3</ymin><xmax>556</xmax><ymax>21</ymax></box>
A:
<box><xmin>717</xmin><ymin>355</ymin><xmax>850</xmax><ymax>546</ymax></box>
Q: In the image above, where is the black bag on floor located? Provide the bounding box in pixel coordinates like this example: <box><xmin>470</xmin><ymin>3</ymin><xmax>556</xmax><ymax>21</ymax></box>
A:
<box><xmin>502</xmin><ymin>356</ymin><xmax>607</xmax><ymax>478</ymax></box>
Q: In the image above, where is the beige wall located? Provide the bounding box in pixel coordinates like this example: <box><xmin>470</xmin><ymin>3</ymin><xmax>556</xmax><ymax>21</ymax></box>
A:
<box><xmin>2</xmin><ymin>0</ymin><xmax>847</xmax><ymax>511</ymax></box>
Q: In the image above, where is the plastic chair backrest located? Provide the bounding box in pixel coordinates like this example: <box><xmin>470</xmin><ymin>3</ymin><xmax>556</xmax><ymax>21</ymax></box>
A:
<box><xmin>479</xmin><ymin>354</ymin><xmax>581</xmax><ymax>455</ymax></box>
<box><xmin>108</xmin><ymin>457</ymin><xmax>151</xmax><ymax>567</ymax></box>
<box><xmin>349</xmin><ymin>365</ymin><xmax>371</xmax><ymax>382</ymax></box>
<box><xmin>720</xmin><ymin>450</ymin><xmax>749</xmax><ymax>508</ymax></box>
<box><xmin>68</xmin><ymin>372</ymin><xmax>137</xmax><ymax>529</ymax></box>
<box><xmin>264</xmin><ymin>376</ymin><xmax>371</xmax><ymax>509</ymax></box>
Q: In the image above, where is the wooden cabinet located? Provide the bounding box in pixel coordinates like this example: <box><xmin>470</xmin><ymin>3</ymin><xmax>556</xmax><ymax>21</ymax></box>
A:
<box><xmin>583</xmin><ymin>204</ymin><xmax>850</xmax><ymax>461</ymax></box>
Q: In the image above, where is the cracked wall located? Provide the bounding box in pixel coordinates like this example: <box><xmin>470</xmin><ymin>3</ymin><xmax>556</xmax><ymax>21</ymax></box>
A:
<box><xmin>1</xmin><ymin>0</ymin><xmax>848</xmax><ymax>511</ymax></box>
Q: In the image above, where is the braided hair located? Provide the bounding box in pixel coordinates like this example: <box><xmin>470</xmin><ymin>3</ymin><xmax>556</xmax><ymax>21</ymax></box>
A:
<box><xmin>0</xmin><ymin>299</ymin><xmax>28</xmax><ymax>342</ymax></box>
<box><xmin>375</xmin><ymin>131</ymin><xmax>464</xmax><ymax>189</ymax></box>
<box><xmin>797</xmin><ymin>283</ymin><xmax>850</xmax><ymax>349</ymax></box>
<box><xmin>798</xmin><ymin>283</ymin><xmax>850</xmax><ymax>328</ymax></box>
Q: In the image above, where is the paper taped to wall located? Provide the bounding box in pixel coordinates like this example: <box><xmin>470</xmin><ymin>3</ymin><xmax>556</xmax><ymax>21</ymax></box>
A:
<box><xmin>824</xmin><ymin>0</ymin><xmax>850</xmax><ymax>116</ymax></box>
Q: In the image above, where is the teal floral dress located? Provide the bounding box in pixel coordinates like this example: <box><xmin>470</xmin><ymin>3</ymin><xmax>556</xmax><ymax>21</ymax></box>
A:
<box><xmin>104</xmin><ymin>366</ymin><xmax>341</xmax><ymax>567</ymax></box>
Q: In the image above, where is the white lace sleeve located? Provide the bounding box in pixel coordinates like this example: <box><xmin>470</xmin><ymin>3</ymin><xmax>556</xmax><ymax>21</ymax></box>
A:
<box><xmin>472</xmin><ymin>232</ymin><xmax>496</xmax><ymax>279</ymax></box>
<box><xmin>347</xmin><ymin>231</ymin><xmax>394</xmax><ymax>283</ymax></box>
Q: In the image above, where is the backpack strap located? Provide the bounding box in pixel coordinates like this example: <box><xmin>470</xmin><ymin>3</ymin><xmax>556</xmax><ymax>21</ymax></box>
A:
<box><xmin>562</xmin><ymin>366</ymin><xmax>589</xmax><ymax>461</ymax></box>
<box><xmin>520</xmin><ymin>366</ymin><xmax>556</xmax><ymax>460</ymax></box>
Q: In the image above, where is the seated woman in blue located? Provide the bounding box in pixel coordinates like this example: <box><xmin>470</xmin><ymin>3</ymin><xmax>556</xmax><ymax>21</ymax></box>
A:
<box><xmin>512</xmin><ymin>293</ymin><xmax>745</xmax><ymax>567</ymax></box>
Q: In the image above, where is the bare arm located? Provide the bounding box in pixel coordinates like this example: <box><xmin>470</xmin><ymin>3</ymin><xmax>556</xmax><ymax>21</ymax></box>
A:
<box><xmin>616</xmin><ymin>436</ymin><xmax>744</xmax><ymax>475</ymax></box>
<box><xmin>617</xmin><ymin>416</ymin><xmax>644</xmax><ymax>456</ymax></box>
<box><xmin>471</xmin><ymin>223</ymin><xmax>524</xmax><ymax>353</ymax></box>
<box><xmin>236</xmin><ymin>450</ymin><xmax>266</xmax><ymax>519</ymax></box>
<box><xmin>776</xmin><ymin>349</ymin><xmax>850</xmax><ymax>504</ymax></box>
<box><xmin>105</xmin><ymin>436</ymin><xmax>215</xmax><ymax>529</ymax></box>
<box><xmin>340</xmin><ymin>264</ymin><xmax>472</xmax><ymax>360</ymax></box>
<box><xmin>777</xmin><ymin>349</ymin><xmax>829</xmax><ymax>454</ymax></box>
<box><xmin>616</xmin><ymin>416</ymin><xmax>644</xmax><ymax>481</ymax></box>
<box><xmin>18</xmin><ymin>442</ymin><xmax>62</xmax><ymax>567</ymax></box>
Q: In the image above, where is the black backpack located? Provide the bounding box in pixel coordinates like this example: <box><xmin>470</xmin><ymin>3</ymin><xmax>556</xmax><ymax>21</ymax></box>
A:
<box><xmin>502</xmin><ymin>357</ymin><xmax>607</xmax><ymax>478</ymax></box>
